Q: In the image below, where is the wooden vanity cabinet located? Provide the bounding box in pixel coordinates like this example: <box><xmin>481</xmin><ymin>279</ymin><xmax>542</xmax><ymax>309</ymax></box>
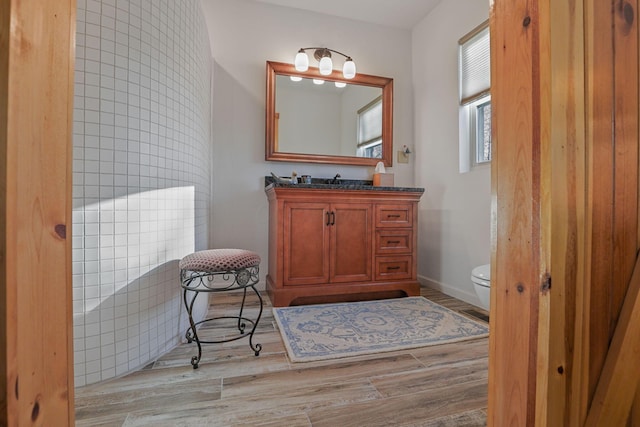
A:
<box><xmin>266</xmin><ymin>186</ymin><xmax>423</xmax><ymax>306</ymax></box>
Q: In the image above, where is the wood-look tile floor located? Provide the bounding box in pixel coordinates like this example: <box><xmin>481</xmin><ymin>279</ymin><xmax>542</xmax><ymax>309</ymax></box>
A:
<box><xmin>75</xmin><ymin>288</ymin><xmax>489</xmax><ymax>427</ymax></box>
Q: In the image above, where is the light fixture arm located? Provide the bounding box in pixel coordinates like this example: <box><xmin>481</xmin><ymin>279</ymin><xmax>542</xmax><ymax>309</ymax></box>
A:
<box><xmin>298</xmin><ymin>47</ymin><xmax>353</xmax><ymax>62</ymax></box>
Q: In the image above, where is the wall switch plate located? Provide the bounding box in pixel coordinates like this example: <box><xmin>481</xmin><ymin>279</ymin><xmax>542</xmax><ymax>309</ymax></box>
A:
<box><xmin>397</xmin><ymin>150</ymin><xmax>409</xmax><ymax>163</ymax></box>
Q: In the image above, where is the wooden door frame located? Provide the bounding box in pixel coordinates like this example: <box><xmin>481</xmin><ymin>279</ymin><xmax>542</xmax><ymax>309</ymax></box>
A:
<box><xmin>1</xmin><ymin>0</ymin><xmax>76</xmax><ymax>424</ymax></box>
<box><xmin>489</xmin><ymin>0</ymin><xmax>640</xmax><ymax>425</ymax></box>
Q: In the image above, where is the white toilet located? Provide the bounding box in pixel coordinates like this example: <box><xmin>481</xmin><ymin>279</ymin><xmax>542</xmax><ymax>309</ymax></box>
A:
<box><xmin>471</xmin><ymin>264</ymin><xmax>491</xmax><ymax>311</ymax></box>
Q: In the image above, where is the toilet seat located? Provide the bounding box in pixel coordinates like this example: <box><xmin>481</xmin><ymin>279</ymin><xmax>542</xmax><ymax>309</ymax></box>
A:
<box><xmin>471</xmin><ymin>263</ymin><xmax>491</xmax><ymax>311</ymax></box>
<box><xmin>471</xmin><ymin>264</ymin><xmax>491</xmax><ymax>287</ymax></box>
<box><xmin>472</xmin><ymin>277</ymin><xmax>490</xmax><ymax>288</ymax></box>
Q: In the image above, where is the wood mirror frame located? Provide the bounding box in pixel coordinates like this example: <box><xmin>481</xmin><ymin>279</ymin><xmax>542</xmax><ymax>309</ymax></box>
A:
<box><xmin>265</xmin><ymin>61</ymin><xmax>394</xmax><ymax>167</ymax></box>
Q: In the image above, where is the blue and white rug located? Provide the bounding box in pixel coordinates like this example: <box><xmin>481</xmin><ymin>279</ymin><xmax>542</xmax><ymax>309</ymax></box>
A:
<box><xmin>273</xmin><ymin>297</ymin><xmax>489</xmax><ymax>362</ymax></box>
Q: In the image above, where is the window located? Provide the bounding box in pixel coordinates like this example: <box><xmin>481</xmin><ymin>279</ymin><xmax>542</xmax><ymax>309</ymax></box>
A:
<box><xmin>476</xmin><ymin>99</ymin><xmax>491</xmax><ymax>162</ymax></box>
<box><xmin>459</xmin><ymin>21</ymin><xmax>491</xmax><ymax>170</ymax></box>
<box><xmin>357</xmin><ymin>96</ymin><xmax>383</xmax><ymax>158</ymax></box>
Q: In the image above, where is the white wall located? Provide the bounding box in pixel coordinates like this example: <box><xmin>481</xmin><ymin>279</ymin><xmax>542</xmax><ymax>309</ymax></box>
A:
<box><xmin>200</xmin><ymin>0</ymin><xmax>415</xmax><ymax>286</ymax></box>
<box><xmin>277</xmin><ymin>82</ymin><xmax>343</xmax><ymax>155</ymax></box>
<box><xmin>412</xmin><ymin>0</ymin><xmax>491</xmax><ymax>306</ymax></box>
<box><xmin>73</xmin><ymin>0</ymin><xmax>211</xmax><ymax>386</ymax></box>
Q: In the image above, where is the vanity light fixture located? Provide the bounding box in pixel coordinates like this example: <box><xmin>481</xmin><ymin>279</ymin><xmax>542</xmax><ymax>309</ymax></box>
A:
<box><xmin>289</xmin><ymin>76</ymin><xmax>302</xmax><ymax>82</ymax></box>
<box><xmin>312</xmin><ymin>79</ymin><xmax>325</xmax><ymax>85</ymax></box>
<box><xmin>334</xmin><ymin>81</ymin><xmax>347</xmax><ymax>88</ymax></box>
<box><xmin>294</xmin><ymin>47</ymin><xmax>357</xmax><ymax>79</ymax></box>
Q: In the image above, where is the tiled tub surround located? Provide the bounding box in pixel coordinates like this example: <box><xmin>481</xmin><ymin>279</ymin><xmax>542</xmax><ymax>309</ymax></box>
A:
<box><xmin>73</xmin><ymin>0</ymin><xmax>212</xmax><ymax>386</ymax></box>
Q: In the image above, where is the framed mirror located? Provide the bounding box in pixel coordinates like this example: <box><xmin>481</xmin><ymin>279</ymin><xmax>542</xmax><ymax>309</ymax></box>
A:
<box><xmin>265</xmin><ymin>61</ymin><xmax>393</xmax><ymax>166</ymax></box>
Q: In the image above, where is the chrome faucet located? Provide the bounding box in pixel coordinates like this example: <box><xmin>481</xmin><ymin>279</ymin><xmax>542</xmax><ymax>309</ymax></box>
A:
<box><xmin>329</xmin><ymin>173</ymin><xmax>341</xmax><ymax>184</ymax></box>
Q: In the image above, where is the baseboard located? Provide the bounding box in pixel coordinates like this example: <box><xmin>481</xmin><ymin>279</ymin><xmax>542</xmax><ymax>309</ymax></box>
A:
<box><xmin>418</xmin><ymin>274</ymin><xmax>482</xmax><ymax>308</ymax></box>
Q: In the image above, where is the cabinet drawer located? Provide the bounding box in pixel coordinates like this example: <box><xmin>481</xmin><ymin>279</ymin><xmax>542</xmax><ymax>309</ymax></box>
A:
<box><xmin>375</xmin><ymin>204</ymin><xmax>413</xmax><ymax>228</ymax></box>
<box><xmin>375</xmin><ymin>230</ymin><xmax>412</xmax><ymax>254</ymax></box>
<box><xmin>375</xmin><ymin>256</ymin><xmax>413</xmax><ymax>280</ymax></box>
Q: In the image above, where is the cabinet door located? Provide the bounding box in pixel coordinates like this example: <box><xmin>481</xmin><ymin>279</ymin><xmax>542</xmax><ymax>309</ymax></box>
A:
<box><xmin>283</xmin><ymin>202</ymin><xmax>330</xmax><ymax>285</ymax></box>
<box><xmin>330</xmin><ymin>203</ymin><xmax>372</xmax><ymax>283</ymax></box>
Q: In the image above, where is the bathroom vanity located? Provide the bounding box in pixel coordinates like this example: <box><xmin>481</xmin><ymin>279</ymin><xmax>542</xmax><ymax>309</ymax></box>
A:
<box><xmin>264</xmin><ymin>178</ymin><xmax>424</xmax><ymax>306</ymax></box>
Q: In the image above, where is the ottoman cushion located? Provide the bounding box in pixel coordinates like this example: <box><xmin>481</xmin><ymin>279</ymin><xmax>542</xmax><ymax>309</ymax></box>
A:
<box><xmin>180</xmin><ymin>249</ymin><xmax>261</xmax><ymax>273</ymax></box>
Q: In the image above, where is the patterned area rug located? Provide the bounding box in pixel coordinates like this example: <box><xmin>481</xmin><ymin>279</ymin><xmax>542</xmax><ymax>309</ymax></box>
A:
<box><xmin>273</xmin><ymin>297</ymin><xmax>489</xmax><ymax>362</ymax></box>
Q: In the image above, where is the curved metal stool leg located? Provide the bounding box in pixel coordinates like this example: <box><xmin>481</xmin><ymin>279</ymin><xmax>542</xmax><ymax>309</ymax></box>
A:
<box><xmin>236</xmin><ymin>286</ymin><xmax>247</xmax><ymax>334</ymax></box>
<box><xmin>248</xmin><ymin>284</ymin><xmax>264</xmax><ymax>356</ymax></box>
<box><xmin>232</xmin><ymin>269</ymin><xmax>263</xmax><ymax>355</ymax></box>
<box><xmin>183</xmin><ymin>287</ymin><xmax>203</xmax><ymax>369</ymax></box>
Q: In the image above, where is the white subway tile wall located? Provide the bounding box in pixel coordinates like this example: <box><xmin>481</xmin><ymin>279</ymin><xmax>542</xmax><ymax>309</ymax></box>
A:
<box><xmin>73</xmin><ymin>0</ymin><xmax>211</xmax><ymax>386</ymax></box>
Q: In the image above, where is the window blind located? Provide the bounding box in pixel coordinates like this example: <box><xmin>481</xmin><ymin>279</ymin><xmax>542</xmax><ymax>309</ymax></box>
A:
<box><xmin>357</xmin><ymin>96</ymin><xmax>382</xmax><ymax>146</ymax></box>
<box><xmin>459</xmin><ymin>22</ymin><xmax>490</xmax><ymax>105</ymax></box>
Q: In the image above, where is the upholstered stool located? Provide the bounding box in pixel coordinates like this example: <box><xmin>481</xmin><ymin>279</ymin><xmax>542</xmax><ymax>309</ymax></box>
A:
<box><xmin>180</xmin><ymin>249</ymin><xmax>263</xmax><ymax>369</ymax></box>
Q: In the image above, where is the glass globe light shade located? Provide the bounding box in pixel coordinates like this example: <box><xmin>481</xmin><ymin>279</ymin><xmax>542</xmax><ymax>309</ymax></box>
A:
<box><xmin>318</xmin><ymin>56</ymin><xmax>333</xmax><ymax>75</ymax></box>
<box><xmin>312</xmin><ymin>79</ymin><xmax>325</xmax><ymax>85</ymax></box>
<box><xmin>294</xmin><ymin>51</ymin><xmax>309</xmax><ymax>72</ymax></box>
<box><xmin>342</xmin><ymin>59</ymin><xmax>356</xmax><ymax>79</ymax></box>
<box><xmin>334</xmin><ymin>81</ymin><xmax>347</xmax><ymax>88</ymax></box>
<box><xmin>290</xmin><ymin>76</ymin><xmax>302</xmax><ymax>82</ymax></box>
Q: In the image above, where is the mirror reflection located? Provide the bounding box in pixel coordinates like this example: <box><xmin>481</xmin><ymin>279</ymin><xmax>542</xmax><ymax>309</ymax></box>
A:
<box><xmin>275</xmin><ymin>75</ymin><xmax>383</xmax><ymax>158</ymax></box>
<box><xmin>265</xmin><ymin>61</ymin><xmax>394</xmax><ymax>167</ymax></box>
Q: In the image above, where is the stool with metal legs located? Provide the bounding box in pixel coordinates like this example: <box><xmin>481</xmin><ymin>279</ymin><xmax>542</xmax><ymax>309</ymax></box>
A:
<box><xmin>179</xmin><ymin>249</ymin><xmax>263</xmax><ymax>369</ymax></box>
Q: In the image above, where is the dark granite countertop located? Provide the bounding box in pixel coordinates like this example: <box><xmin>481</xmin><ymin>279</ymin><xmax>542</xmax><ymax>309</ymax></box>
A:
<box><xmin>264</xmin><ymin>176</ymin><xmax>425</xmax><ymax>193</ymax></box>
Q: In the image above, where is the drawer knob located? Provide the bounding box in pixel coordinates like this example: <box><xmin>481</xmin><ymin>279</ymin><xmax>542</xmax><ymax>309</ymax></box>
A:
<box><xmin>387</xmin><ymin>240</ymin><xmax>401</xmax><ymax>244</ymax></box>
<box><xmin>387</xmin><ymin>214</ymin><xmax>401</xmax><ymax>218</ymax></box>
<box><xmin>387</xmin><ymin>266</ymin><xmax>400</xmax><ymax>270</ymax></box>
